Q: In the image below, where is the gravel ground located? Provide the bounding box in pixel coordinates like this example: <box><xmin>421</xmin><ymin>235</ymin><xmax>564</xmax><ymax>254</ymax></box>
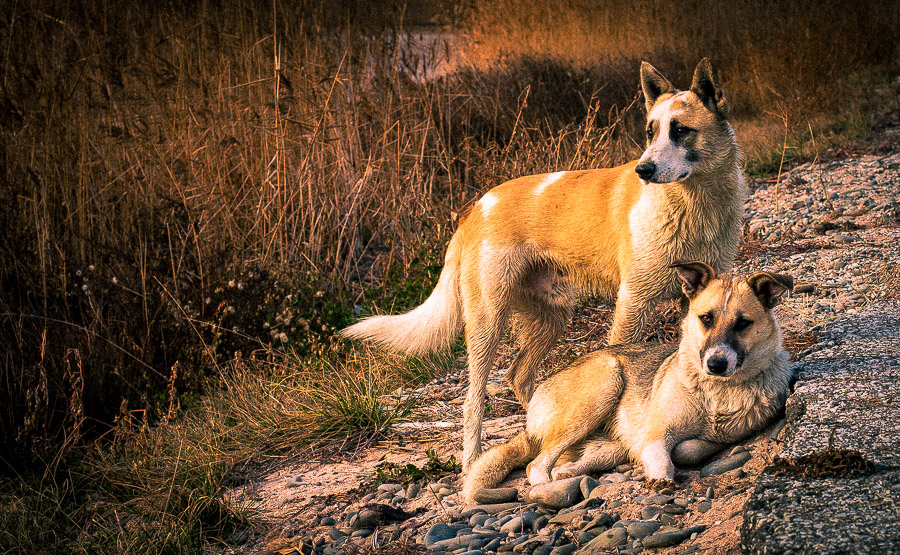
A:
<box><xmin>229</xmin><ymin>132</ymin><xmax>900</xmax><ymax>555</ymax></box>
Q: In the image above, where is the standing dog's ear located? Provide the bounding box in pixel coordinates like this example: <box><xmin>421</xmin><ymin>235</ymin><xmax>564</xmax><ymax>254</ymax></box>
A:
<box><xmin>747</xmin><ymin>272</ymin><xmax>794</xmax><ymax>309</ymax></box>
<box><xmin>691</xmin><ymin>58</ymin><xmax>729</xmax><ymax>118</ymax></box>
<box><xmin>641</xmin><ymin>61</ymin><xmax>675</xmax><ymax>112</ymax></box>
<box><xmin>671</xmin><ymin>261</ymin><xmax>716</xmax><ymax>298</ymax></box>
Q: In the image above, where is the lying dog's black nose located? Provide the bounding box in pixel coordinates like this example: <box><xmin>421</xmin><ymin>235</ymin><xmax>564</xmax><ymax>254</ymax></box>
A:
<box><xmin>707</xmin><ymin>356</ymin><xmax>729</xmax><ymax>376</ymax></box>
<box><xmin>635</xmin><ymin>162</ymin><xmax>657</xmax><ymax>181</ymax></box>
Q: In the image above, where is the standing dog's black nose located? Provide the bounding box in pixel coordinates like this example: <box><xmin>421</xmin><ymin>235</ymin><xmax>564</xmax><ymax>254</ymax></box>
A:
<box><xmin>635</xmin><ymin>162</ymin><xmax>657</xmax><ymax>181</ymax></box>
<box><xmin>707</xmin><ymin>356</ymin><xmax>730</xmax><ymax>376</ymax></box>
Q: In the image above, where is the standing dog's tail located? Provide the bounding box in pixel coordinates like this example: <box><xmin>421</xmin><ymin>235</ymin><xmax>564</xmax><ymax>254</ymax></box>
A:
<box><xmin>340</xmin><ymin>234</ymin><xmax>463</xmax><ymax>355</ymax></box>
<box><xmin>462</xmin><ymin>432</ymin><xmax>538</xmax><ymax>502</ymax></box>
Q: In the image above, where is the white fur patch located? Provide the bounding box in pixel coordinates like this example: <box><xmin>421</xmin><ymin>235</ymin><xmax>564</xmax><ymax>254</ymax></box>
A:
<box><xmin>628</xmin><ymin>190</ymin><xmax>656</xmax><ymax>238</ymax></box>
<box><xmin>641</xmin><ymin>439</ymin><xmax>674</xmax><ymax>480</ymax></box>
<box><xmin>641</xmin><ymin>92</ymin><xmax>692</xmax><ymax>183</ymax></box>
<box><xmin>534</xmin><ymin>171</ymin><xmax>566</xmax><ymax>196</ymax></box>
<box><xmin>478</xmin><ymin>192</ymin><xmax>499</xmax><ymax>216</ymax></box>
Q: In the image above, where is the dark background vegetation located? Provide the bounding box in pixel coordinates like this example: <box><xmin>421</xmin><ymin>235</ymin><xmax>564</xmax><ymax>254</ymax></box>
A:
<box><xmin>1</xmin><ymin>0</ymin><xmax>898</xmax><ymax>552</ymax></box>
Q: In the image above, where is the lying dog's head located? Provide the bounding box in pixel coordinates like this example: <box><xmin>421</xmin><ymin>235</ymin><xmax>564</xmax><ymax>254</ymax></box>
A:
<box><xmin>635</xmin><ymin>58</ymin><xmax>734</xmax><ymax>184</ymax></box>
<box><xmin>672</xmin><ymin>261</ymin><xmax>793</xmax><ymax>379</ymax></box>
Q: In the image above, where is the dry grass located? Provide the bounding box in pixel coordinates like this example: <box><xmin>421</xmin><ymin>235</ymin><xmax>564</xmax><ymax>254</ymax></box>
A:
<box><xmin>1</xmin><ymin>0</ymin><xmax>899</xmax><ymax>551</ymax></box>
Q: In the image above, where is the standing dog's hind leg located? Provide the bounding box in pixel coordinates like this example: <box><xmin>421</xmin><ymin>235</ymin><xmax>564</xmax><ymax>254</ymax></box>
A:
<box><xmin>506</xmin><ymin>304</ymin><xmax>571</xmax><ymax>407</ymax></box>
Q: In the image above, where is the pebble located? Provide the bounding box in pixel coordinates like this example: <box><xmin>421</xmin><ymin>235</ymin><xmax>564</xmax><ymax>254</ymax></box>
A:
<box><xmin>500</xmin><ymin>512</ymin><xmax>539</xmax><ymax>534</ymax></box>
<box><xmin>425</xmin><ymin>523</ymin><xmax>455</xmax><ymax>547</ymax></box>
<box><xmin>407</xmin><ymin>482</ymin><xmax>421</xmax><ymax>499</ymax></box>
<box><xmin>641</xmin><ymin>506</ymin><xmax>662</xmax><ymax>519</ymax></box>
<box><xmin>583</xmin><ymin>527</ymin><xmax>628</xmax><ymax>551</ymax></box>
<box><xmin>525</xmin><ymin>477</ymin><xmax>583</xmax><ymax>509</ymax></box>
<box><xmin>460</xmin><ymin>503</ymin><xmax>523</xmax><ymax>518</ymax></box>
<box><xmin>550</xmin><ymin>545</ymin><xmax>577</xmax><ymax>555</ymax></box>
<box><xmin>700</xmin><ymin>451</ymin><xmax>751</xmax><ymax>476</ymax></box>
<box><xmin>697</xmin><ymin>501</ymin><xmax>712</xmax><ymax>513</ymax></box>
<box><xmin>641</xmin><ymin>525</ymin><xmax>706</xmax><ymax>548</ymax></box>
<box><xmin>626</xmin><ymin>521</ymin><xmax>662</xmax><ymax>538</ymax></box>
<box><xmin>320</xmin><ymin>516</ymin><xmax>335</xmax><ymax>526</ymax></box>
<box><xmin>579</xmin><ymin>476</ymin><xmax>599</xmax><ymax>498</ymax></box>
<box><xmin>472</xmin><ymin>487</ymin><xmax>519</xmax><ymax>504</ymax></box>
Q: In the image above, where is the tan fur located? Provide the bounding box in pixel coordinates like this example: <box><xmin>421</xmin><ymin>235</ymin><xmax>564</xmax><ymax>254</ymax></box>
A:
<box><xmin>342</xmin><ymin>59</ymin><xmax>746</xmax><ymax>471</ymax></box>
<box><xmin>462</xmin><ymin>264</ymin><xmax>793</xmax><ymax>501</ymax></box>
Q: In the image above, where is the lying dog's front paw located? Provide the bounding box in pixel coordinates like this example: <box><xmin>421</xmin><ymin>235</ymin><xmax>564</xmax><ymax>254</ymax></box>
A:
<box><xmin>550</xmin><ymin>463</ymin><xmax>579</xmax><ymax>481</ymax></box>
<box><xmin>646</xmin><ymin>478</ymin><xmax>678</xmax><ymax>491</ymax></box>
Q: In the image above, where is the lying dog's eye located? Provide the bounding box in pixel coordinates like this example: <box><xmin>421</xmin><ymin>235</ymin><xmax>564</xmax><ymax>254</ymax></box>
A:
<box><xmin>734</xmin><ymin>317</ymin><xmax>753</xmax><ymax>332</ymax></box>
<box><xmin>646</xmin><ymin>127</ymin><xmax>654</xmax><ymax>141</ymax></box>
<box><xmin>670</xmin><ymin>125</ymin><xmax>691</xmax><ymax>140</ymax></box>
<box><xmin>698</xmin><ymin>313</ymin><xmax>714</xmax><ymax>328</ymax></box>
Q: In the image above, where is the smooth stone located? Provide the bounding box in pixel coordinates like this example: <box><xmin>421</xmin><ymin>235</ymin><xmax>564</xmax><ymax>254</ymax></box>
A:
<box><xmin>407</xmin><ymin>483</ymin><xmax>421</xmax><ymax>499</ymax></box>
<box><xmin>472</xmin><ymin>487</ymin><xmax>519</xmax><ymax>504</ymax></box>
<box><xmin>582</xmin><ymin>527</ymin><xmax>628</xmax><ymax>551</ymax></box>
<box><xmin>470</xmin><ymin>513</ymin><xmax>491</xmax><ymax>527</ymax></box>
<box><xmin>607</xmin><ymin>499</ymin><xmax>625</xmax><ymax>509</ymax></box>
<box><xmin>378</xmin><ymin>483</ymin><xmax>402</xmax><ymax>493</ymax></box>
<box><xmin>627</xmin><ymin>521</ymin><xmax>662</xmax><ymax>539</ymax></box>
<box><xmin>700</xmin><ymin>451</ymin><xmax>751</xmax><ymax>476</ymax></box>
<box><xmin>606</xmin><ymin>472</ymin><xmax>628</xmax><ymax>483</ymax></box>
<box><xmin>582</xmin><ymin>513</ymin><xmax>614</xmax><ymax>531</ymax></box>
<box><xmin>660</xmin><ymin>514</ymin><xmax>678</xmax><ymax>525</ymax></box>
<box><xmin>320</xmin><ymin>516</ymin><xmax>336</xmax><ymax>526</ymax></box>
<box><xmin>460</xmin><ymin>503</ymin><xmax>524</xmax><ymax>518</ymax></box>
<box><xmin>460</xmin><ymin>551</ymin><xmax>485</xmax><ymax>555</ymax></box>
<box><xmin>548</xmin><ymin>509</ymin><xmax>586</xmax><ymax>525</ymax></box>
<box><xmin>525</xmin><ymin>477</ymin><xmax>584</xmax><ymax>509</ymax></box>
<box><xmin>425</xmin><ymin>523</ymin><xmax>456</xmax><ymax>547</ymax></box>
<box><xmin>532</xmin><ymin>546</ymin><xmax>553</xmax><ymax>555</ymax></box>
<box><xmin>513</xmin><ymin>538</ymin><xmax>549</xmax><ymax>553</ymax></box>
<box><xmin>355</xmin><ymin>509</ymin><xmax>380</xmax><ymax>529</ymax></box>
<box><xmin>663</xmin><ymin>504</ymin><xmax>685</xmax><ymax>515</ymax></box>
<box><xmin>674</xmin><ymin>497</ymin><xmax>689</xmax><ymax>507</ymax></box>
<box><xmin>641</xmin><ymin>506</ymin><xmax>662</xmax><ymax>519</ymax></box>
<box><xmin>697</xmin><ymin>501</ymin><xmax>712</xmax><ymax>513</ymax></box>
<box><xmin>430</xmin><ymin>534</ymin><xmax>487</xmax><ymax>550</ymax></box>
<box><xmin>705</xmin><ymin>486</ymin><xmax>715</xmax><ymax>499</ymax></box>
<box><xmin>641</xmin><ymin>525</ymin><xmax>706</xmax><ymax>548</ymax></box>
<box><xmin>643</xmin><ymin>494</ymin><xmax>674</xmax><ymax>505</ymax></box>
<box><xmin>326</xmin><ymin>528</ymin><xmax>347</xmax><ymax>540</ymax></box>
<box><xmin>532</xmin><ymin>515</ymin><xmax>549</xmax><ymax>532</ymax></box>
<box><xmin>577</xmin><ymin>530</ymin><xmax>598</xmax><ymax>544</ymax></box>
<box><xmin>580</xmin><ymin>476</ymin><xmax>599</xmax><ymax>498</ymax></box>
<box><xmin>351</xmin><ymin>528</ymin><xmax>373</xmax><ymax>538</ymax></box>
<box><xmin>482</xmin><ymin>538</ymin><xmax>502</xmax><ymax>552</ymax></box>
<box><xmin>550</xmin><ymin>545</ymin><xmax>577</xmax><ymax>555</ymax></box>
<box><xmin>500</xmin><ymin>511</ymin><xmax>539</xmax><ymax>534</ymax></box>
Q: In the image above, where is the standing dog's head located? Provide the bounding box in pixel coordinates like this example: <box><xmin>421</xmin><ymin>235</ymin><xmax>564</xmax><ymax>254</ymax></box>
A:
<box><xmin>635</xmin><ymin>58</ymin><xmax>735</xmax><ymax>184</ymax></box>
<box><xmin>672</xmin><ymin>261</ymin><xmax>793</xmax><ymax>380</ymax></box>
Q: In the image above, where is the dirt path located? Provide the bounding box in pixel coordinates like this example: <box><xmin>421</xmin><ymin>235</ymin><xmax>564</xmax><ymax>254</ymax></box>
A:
<box><xmin>227</xmin><ymin>125</ymin><xmax>900</xmax><ymax>555</ymax></box>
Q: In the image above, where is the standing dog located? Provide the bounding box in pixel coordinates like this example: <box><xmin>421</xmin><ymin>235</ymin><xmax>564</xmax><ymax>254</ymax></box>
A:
<box><xmin>342</xmin><ymin>59</ymin><xmax>746</xmax><ymax>471</ymax></box>
<box><xmin>462</xmin><ymin>262</ymin><xmax>793</xmax><ymax>500</ymax></box>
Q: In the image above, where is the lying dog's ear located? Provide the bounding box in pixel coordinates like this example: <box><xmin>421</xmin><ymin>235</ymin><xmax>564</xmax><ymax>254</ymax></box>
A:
<box><xmin>641</xmin><ymin>61</ymin><xmax>675</xmax><ymax>112</ymax></box>
<box><xmin>691</xmin><ymin>58</ymin><xmax>729</xmax><ymax>118</ymax></box>
<box><xmin>748</xmin><ymin>272</ymin><xmax>794</xmax><ymax>309</ymax></box>
<box><xmin>671</xmin><ymin>261</ymin><xmax>715</xmax><ymax>298</ymax></box>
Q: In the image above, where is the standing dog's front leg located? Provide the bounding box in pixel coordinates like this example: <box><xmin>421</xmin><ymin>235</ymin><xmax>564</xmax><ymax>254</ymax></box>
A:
<box><xmin>607</xmin><ymin>282</ymin><xmax>654</xmax><ymax>346</ymax></box>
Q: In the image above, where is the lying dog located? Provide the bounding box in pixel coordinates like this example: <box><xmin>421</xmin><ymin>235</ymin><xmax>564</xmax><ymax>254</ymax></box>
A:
<box><xmin>342</xmin><ymin>59</ymin><xmax>746</xmax><ymax>471</ymax></box>
<box><xmin>463</xmin><ymin>262</ymin><xmax>792</xmax><ymax>500</ymax></box>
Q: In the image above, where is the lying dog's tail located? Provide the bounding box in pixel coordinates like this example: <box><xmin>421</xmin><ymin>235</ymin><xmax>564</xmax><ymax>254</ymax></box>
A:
<box><xmin>340</xmin><ymin>234</ymin><xmax>463</xmax><ymax>355</ymax></box>
<box><xmin>462</xmin><ymin>432</ymin><xmax>538</xmax><ymax>502</ymax></box>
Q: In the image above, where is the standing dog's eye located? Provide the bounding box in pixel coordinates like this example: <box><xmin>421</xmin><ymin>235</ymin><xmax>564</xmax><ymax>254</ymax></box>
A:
<box><xmin>734</xmin><ymin>317</ymin><xmax>754</xmax><ymax>332</ymax></box>
<box><xmin>698</xmin><ymin>312</ymin><xmax>714</xmax><ymax>328</ymax></box>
